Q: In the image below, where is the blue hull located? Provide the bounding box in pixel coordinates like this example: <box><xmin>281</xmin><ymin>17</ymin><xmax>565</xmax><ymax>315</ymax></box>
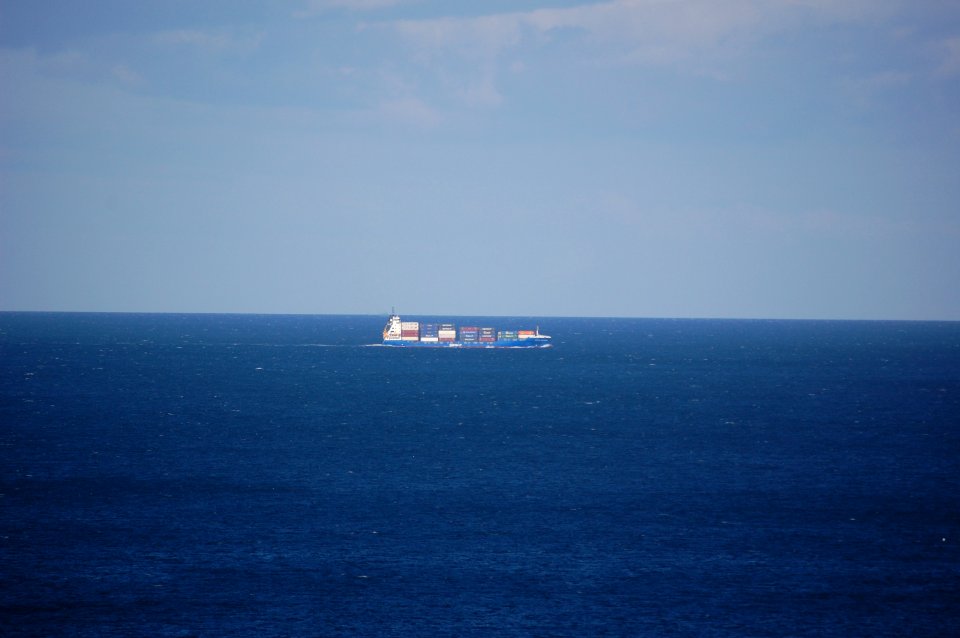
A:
<box><xmin>383</xmin><ymin>339</ymin><xmax>551</xmax><ymax>348</ymax></box>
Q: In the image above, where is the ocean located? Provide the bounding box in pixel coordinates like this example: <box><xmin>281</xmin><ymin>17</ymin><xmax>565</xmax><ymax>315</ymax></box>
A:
<box><xmin>1</xmin><ymin>313</ymin><xmax>958</xmax><ymax>637</ymax></box>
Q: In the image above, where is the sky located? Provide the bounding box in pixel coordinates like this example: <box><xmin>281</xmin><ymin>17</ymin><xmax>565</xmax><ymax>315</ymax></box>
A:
<box><xmin>1</xmin><ymin>0</ymin><xmax>959</xmax><ymax>320</ymax></box>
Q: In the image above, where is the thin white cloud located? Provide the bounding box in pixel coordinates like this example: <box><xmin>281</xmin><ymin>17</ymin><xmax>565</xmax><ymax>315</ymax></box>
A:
<box><xmin>392</xmin><ymin>0</ymin><xmax>897</xmax><ymax>67</ymax></box>
<box><xmin>110</xmin><ymin>64</ymin><xmax>144</xmax><ymax>86</ymax></box>
<box><xmin>393</xmin><ymin>12</ymin><xmax>523</xmax><ymax>61</ymax></box>
<box><xmin>152</xmin><ymin>29</ymin><xmax>262</xmax><ymax>54</ymax></box>
<box><xmin>297</xmin><ymin>0</ymin><xmax>413</xmax><ymax>17</ymax></box>
<box><xmin>456</xmin><ymin>69</ymin><xmax>503</xmax><ymax>108</ymax></box>
<box><xmin>935</xmin><ymin>36</ymin><xmax>960</xmax><ymax>76</ymax></box>
<box><xmin>385</xmin><ymin>0</ymin><xmax>900</xmax><ymax>109</ymax></box>
<box><xmin>843</xmin><ymin>69</ymin><xmax>912</xmax><ymax>106</ymax></box>
<box><xmin>0</xmin><ymin>47</ymin><xmax>144</xmax><ymax>91</ymax></box>
<box><xmin>154</xmin><ymin>29</ymin><xmax>230</xmax><ymax>49</ymax></box>
<box><xmin>375</xmin><ymin>95</ymin><xmax>442</xmax><ymax>127</ymax></box>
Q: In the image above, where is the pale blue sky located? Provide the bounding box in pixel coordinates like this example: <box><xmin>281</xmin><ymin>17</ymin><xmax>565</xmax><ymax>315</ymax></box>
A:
<box><xmin>2</xmin><ymin>0</ymin><xmax>959</xmax><ymax>319</ymax></box>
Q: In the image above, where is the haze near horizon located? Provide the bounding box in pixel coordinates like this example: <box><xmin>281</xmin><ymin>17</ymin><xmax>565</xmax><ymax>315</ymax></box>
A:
<box><xmin>2</xmin><ymin>1</ymin><xmax>959</xmax><ymax>320</ymax></box>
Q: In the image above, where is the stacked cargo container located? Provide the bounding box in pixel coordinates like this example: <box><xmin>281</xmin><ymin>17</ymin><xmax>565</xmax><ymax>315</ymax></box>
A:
<box><xmin>420</xmin><ymin>323</ymin><xmax>439</xmax><ymax>343</ymax></box>
<box><xmin>518</xmin><ymin>330</ymin><xmax>536</xmax><ymax>339</ymax></box>
<box><xmin>479</xmin><ymin>327</ymin><xmax>496</xmax><ymax>343</ymax></box>
<box><xmin>497</xmin><ymin>330</ymin><xmax>518</xmax><ymax>340</ymax></box>
<box><xmin>459</xmin><ymin>326</ymin><xmax>479</xmax><ymax>343</ymax></box>
<box><xmin>438</xmin><ymin>323</ymin><xmax>456</xmax><ymax>342</ymax></box>
<box><xmin>401</xmin><ymin>321</ymin><xmax>420</xmax><ymax>341</ymax></box>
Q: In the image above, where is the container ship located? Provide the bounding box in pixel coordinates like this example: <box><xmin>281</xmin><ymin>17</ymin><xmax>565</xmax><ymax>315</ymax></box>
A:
<box><xmin>382</xmin><ymin>314</ymin><xmax>551</xmax><ymax>348</ymax></box>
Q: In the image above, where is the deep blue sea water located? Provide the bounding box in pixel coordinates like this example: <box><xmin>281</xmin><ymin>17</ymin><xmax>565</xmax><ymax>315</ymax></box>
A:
<box><xmin>1</xmin><ymin>313</ymin><xmax>958</xmax><ymax>637</ymax></box>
